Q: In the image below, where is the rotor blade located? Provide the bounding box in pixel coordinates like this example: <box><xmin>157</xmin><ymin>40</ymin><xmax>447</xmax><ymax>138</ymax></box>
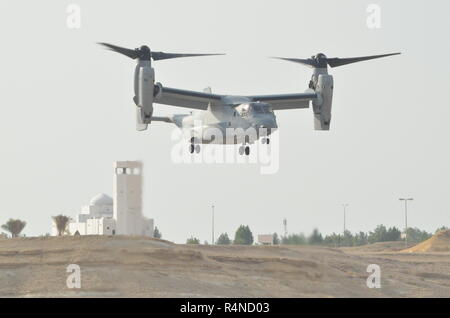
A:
<box><xmin>98</xmin><ymin>42</ymin><xmax>139</xmax><ymax>59</ymax></box>
<box><xmin>271</xmin><ymin>57</ymin><xmax>316</xmax><ymax>68</ymax></box>
<box><xmin>151</xmin><ymin>52</ymin><xmax>225</xmax><ymax>61</ymax></box>
<box><xmin>326</xmin><ymin>53</ymin><xmax>401</xmax><ymax>67</ymax></box>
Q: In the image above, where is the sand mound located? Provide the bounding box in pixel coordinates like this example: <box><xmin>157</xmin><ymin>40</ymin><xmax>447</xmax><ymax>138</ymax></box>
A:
<box><xmin>2</xmin><ymin>235</ymin><xmax>450</xmax><ymax>297</ymax></box>
<box><xmin>341</xmin><ymin>241</ymin><xmax>408</xmax><ymax>254</ymax></box>
<box><xmin>401</xmin><ymin>230</ymin><xmax>450</xmax><ymax>253</ymax></box>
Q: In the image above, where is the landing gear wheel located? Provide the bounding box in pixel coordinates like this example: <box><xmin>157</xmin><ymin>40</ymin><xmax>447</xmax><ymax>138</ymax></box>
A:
<box><xmin>189</xmin><ymin>144</ymin><xmax>195</xmax><ymax>154</ymax></box>
<box><xmin>239</xmin><ymin>146</ymin><xmax>245</xmax><ymax>156</ymax></box>
<box><xmin>245</xmin><ymin>146</ymin><xmax>250</xmax><ymax>156</ymax></box>
<box><xmin>195</xmin><ymin>144</ymin><xmax>201</xmax><ymax>153</ymax></box>
<box><xmin>266</xmin><ymin>138</ymin><xmax>270</xmax><ymax>145</ymax></box>
<box><xmin>261</xmin><ymin>138</ymin><xmax>266</xmax><ymax>144</ymax></box>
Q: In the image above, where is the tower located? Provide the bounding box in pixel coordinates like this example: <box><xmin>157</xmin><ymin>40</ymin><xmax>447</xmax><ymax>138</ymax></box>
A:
<box><xmin>113</xmin><ymin>161</ymin><xmax>143</xmax><ymax>235</ymax></box>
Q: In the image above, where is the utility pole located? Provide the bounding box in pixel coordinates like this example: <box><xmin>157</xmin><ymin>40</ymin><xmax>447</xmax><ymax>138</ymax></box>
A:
<box><xmin>283</xmin><ymin>218</ymin><xmax>287</xmax><ymax>238</ymax></box>
<box><xmin>211</xmin><ymin>205</ymin><xmax>215</xmax><ymax>245</ymax></box>
<box><xmin>399</xmin><ymin>198</ymin><xmax>413</xmax><ymax>248</ymax></box>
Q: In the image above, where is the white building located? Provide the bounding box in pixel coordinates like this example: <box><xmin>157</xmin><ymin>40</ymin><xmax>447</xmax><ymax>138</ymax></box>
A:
<box><xmin>52</xmin><ymin>161</ymin><xmax>154</xmax><ymax>237</ymax></box>
<box><xmin>257</xmin><ymin>234</ymin><xmax>274</xmax><ymax>245</ymax></box>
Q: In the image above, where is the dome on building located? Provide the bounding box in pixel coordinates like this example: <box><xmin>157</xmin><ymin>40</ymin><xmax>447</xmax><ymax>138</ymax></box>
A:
<box><xmin>89</xmin><ymin>193</ymin><xmax>113</xmax><ymax>206</ymax></box>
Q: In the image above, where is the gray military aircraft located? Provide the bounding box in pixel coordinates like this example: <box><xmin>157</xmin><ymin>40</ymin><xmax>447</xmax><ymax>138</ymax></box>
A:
<box><xmin>100</xmin><ymin>43</ymin><xmax>400</xmax><ymax>155</ymax></box>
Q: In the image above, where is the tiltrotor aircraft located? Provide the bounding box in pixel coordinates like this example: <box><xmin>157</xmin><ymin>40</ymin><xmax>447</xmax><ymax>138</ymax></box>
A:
<box><xmin>100</xmin><ymin>43</ymin><xmax>400</xmax><ymax>155</ymax></box>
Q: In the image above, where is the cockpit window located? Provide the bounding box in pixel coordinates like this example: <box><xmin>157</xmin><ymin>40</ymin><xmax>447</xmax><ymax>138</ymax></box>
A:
<box><xmin>235</xmin><ymin>103</ymin><xmax>273</xmax><ymax>116</ymax></box>
<box><xmin>251</xmin><ymin>103</ymin><xmax>273</xmax><ymax>113</ymax></box>
<box><xmin>252</xmin><ymin>104</ymin><xmax>263</xmax><ymax>113</ymax></box>
<box><xmin>235</xmin><ymin>103</ymin><xmax>249</xmax><ymax>117</ymax></box>
<box><xmin>261</xmin><ymin>105</ymin><xmax>273</xmax><ymax>113</ymax></box>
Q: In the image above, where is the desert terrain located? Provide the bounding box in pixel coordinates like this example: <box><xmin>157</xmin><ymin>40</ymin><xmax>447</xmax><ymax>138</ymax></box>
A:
<box><xmin>1</xmin><ymin>232</ymin><xmax>450</xmax><ymax>297</ymax></box>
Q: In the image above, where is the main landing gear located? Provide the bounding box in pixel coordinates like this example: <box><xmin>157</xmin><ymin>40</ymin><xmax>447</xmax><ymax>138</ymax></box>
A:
<box><xmin>189</xmin><ymin>137</ymin><xmax>201</xmax><ymax>154</ymax></box>
<box><xmin>261</xmin><ymin>137</ymin><xmax>270</xmax><ymax>145</ymax></box>
<box><xmin>238</xmin><ymin>144</ymin><xmax>250</xmax><ymax>156</ymax></box>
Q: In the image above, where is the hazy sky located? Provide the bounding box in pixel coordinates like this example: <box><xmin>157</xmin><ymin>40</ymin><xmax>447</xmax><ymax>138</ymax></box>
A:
<box><xmin>0</xmin><ymin>0</ymin><xmax>449</xmax><ymax>243</ymax></box>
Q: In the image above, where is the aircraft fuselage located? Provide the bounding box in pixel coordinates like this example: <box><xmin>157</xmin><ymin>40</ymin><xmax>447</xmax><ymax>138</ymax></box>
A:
<box><xmin>172</xmin><ymin>101</ymin><xmax>277</xmax><ymax>145</ymax></box>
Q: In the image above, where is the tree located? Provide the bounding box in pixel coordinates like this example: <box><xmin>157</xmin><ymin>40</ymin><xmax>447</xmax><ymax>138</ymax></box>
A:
<box><xmin>308</xmin><ymin>228</ymin><xmax>323</xmax><ymax>245</ymax></box>
<box><xmin>153</xmin><ymin>226</ymin><xmax>162</xmax><ymax>239</ymax></box>
<box><xmin>368</xmin><ymin>225</ymin><xmax>388</xmax><ymax>243</ymax></box>
<box><xmin>341</xmin><ymin>230</ymin><xmax>354</xmax><ymax>247</ymax></box>
<box><xmin>323</xmin><ymin>233</ymin><xmax>341</xmax><ymax>247</ymax></box>
<box><xmin>353</xmin><ymin>231</ymin><xmax>368</xmax><ymax>246</ymax></box>
<box><xmin>323</xmin><ymin>231</ymin><xmax>368</xmax><ymax>247</ymax></box>
<box><xmin>282</xmin><ymin>233</ymin><xmax>307</xmax><ymax>245</ymax></box>
<box><xmin>435</xmin><ymin>226</ymin><xmax>449</xmax><ymax>233</ymax></box>
<box><xmin>216</xmin><ymin>233</ymin><xmax>231</xmax><ymax>245</ymax></box>
<box><xmin>406</xmin><ymin>227</ymin><xmax>431</xmax><ymax>243</ymax></box>
<box><xmin>186</xmin><ymin>236</ymin><xmax>200</xmax><ymax>244</ymax></box>
<box><xmin>368</xmin><ymin>225</ymin><xmax>402</xmax><ymax>243</ymax></box>
<box><xmin>52</xmin><ymin>215</ymin><xmax>70</xmax><ymax>236</ymax></box>
<box><xmin>385</xmin><ymin>226</ymin><xmax>401</xmax><ymax>241</ymax></box>
<box><xmin>272</xmin><ymin>233</ymin><xmax>280</xmax><ymax>245</ymax></box>
<box><xmin>233</xmin><ymin>225</ymin><xmax>254</xmax><ymax>245</ymax></box>
<box><xmin>1</xmin><ymin>219</ymin><xmax>26</xmax><ymax>238</ymax></box>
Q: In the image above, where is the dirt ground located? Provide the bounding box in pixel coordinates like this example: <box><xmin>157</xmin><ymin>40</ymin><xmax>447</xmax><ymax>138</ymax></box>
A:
<box><xmin>1</xmin><ymin>235</ymin><xmax>450</xmax><ymax>297</ymax></box>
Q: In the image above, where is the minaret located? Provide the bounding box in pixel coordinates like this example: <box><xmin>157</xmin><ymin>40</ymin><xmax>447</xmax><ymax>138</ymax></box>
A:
<box><xmin>113</xmin><ymin>161</ymin><xmax>143</xmax><ymax>235</ymax></box>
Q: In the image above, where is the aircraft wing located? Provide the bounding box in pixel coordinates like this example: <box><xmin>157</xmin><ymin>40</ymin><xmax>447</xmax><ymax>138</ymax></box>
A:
<box><xmin>247</xmin><ymin>90</ymin><xmax>317</xmax><ymax>110</ymax></box>
<box><xmin>154</xmin><ymin>83</ymin><xmax>224</xmax><ymax>110</ymax></box>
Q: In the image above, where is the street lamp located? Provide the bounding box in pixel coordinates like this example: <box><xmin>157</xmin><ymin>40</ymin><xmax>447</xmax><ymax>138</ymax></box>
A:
<box><xmin>342</xmin><ymin>204</ymin><xmax>349</xmax><ymax>234</ymax></box>
<box><xmin>399</xmin><ymin>198</ymin><xmax>413</xmax><ymax>247</ymax></box>
<box><xmin>339</xmin><ymin>204</ymin><xmax>349</xmax><ymax>247</ymax></box>
<box><xmin>211</xmin><ymin>205</ymin><xmax>215</xmax><ymax>245</ymax></box>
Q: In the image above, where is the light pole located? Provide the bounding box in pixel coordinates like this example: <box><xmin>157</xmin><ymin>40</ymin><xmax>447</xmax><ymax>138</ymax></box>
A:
<box><xmin>399</xmin><ymin>198</ymin><xmax>413</xmax><ymax>247</ymax></box>
<box><xmin>339</xmin><ymin>204</ymin><xmax>348</xmax><ymax>247</ymax></box>
<box><xmin>342</xmin><ymin>204</ymin><xmax>349</xmax><ymax>235</ymax></box>
<box><xmin>211</xmin><ymin>205</ymin><xmax>215</xmax><ymax>245</ymax></box>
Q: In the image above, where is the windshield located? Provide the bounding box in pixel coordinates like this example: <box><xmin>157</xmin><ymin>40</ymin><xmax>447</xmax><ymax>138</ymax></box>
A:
<box><xmin>251</xmin><ymin>103</ymin><xmax>272</xmax><ymax>114</ymax></box>
<box><xmin>262</xmin><ymin>104</ymin><xmax>273</xmax><ymax>113</ymax></box>
<box><xmin>236</xmin><ymin>103</ymin><xmax>273</xmax><ymax>117</ymax></box>
<box><xmin>252</xmin><ymin>104</ymin><xmax>263</xmax><ymax>113</ymax></box>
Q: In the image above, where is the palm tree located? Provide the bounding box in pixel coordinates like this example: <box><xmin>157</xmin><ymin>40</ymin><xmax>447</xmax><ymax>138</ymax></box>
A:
<box><xmin>1</xmin><ymin>219</ymin><xmax>26</xmax><ymax>238</ymax></box>
<box><xmin>52</xmin><ymin>215</ymin><xmax>70</xmax><ymax>236</ymax></box>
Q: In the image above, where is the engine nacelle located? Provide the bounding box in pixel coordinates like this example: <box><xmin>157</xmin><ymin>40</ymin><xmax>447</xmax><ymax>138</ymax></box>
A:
<box><xmin>312</xmin><ymin>74</ymin><xmax>334</xmax><ymax>130</ymax></box>
<box><xmin>134</xmin><ymin>60</ymin><xmax>155</xmax><ymax>130</ymax></box>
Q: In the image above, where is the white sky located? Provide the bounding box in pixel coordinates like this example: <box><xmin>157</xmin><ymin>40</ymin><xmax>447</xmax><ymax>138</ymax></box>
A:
<box><xmin>0</xmin><ymin>0</ymin><xmax>449</xmax><ymax>243</ymax></box>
